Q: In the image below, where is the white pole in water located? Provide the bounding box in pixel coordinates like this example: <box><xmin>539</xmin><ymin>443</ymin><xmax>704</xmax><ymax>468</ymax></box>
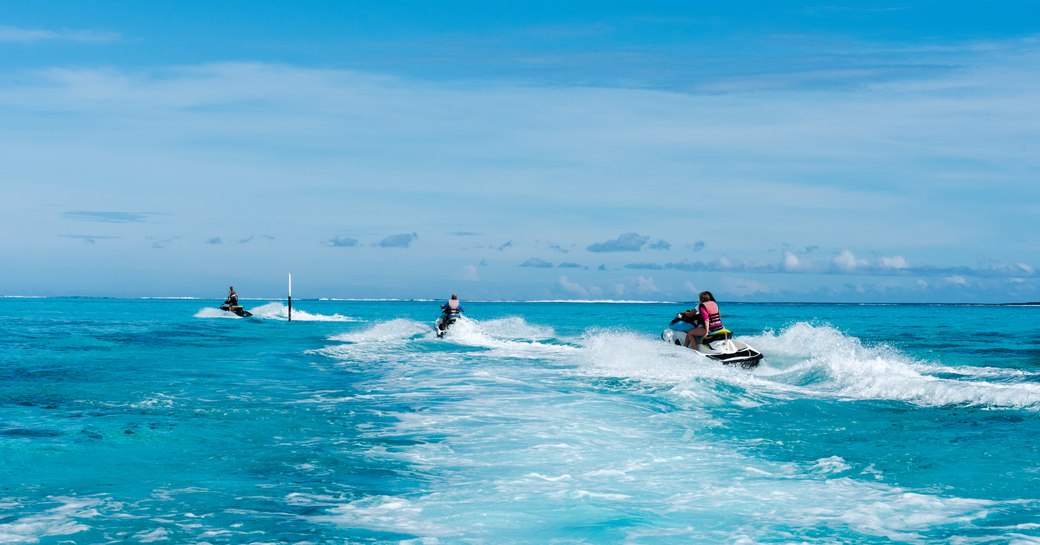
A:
<box><xmin>288</xmin><ymin>273</ymin><xmax>293</xmax><ymax>322</ymax></box>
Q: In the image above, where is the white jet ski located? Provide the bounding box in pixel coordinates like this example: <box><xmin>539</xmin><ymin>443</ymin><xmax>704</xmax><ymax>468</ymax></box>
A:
<box><xmin>661</xmin><ymin>320</ymin><xmax>763</xmax><ymax>368</ymax></box>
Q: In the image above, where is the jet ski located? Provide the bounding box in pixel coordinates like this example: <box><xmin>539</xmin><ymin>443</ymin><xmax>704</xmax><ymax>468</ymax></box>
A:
<box><xmin>435</xmin><ymin>315</ymin><xmax>457</xmax><ymax>338</ymax></box>
<box><xmin>219</xmin><ymin>303</ymin><xmax>253</xmax><ymax>317</ymax></box>
<box><xmin>661</xmin><ymin>319</ymin><xmax>763</xmax><ymax>368</ymax></box>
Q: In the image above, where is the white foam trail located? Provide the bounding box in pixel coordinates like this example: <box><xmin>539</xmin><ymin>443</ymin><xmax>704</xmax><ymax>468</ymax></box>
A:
<box><xmin>0</xmin><ymin>497</ymin><xmax>100</xmax><ymax>544</ymax></box>
<box><xmin>304</xmin><ymin>363</ymin><xmax>1004</xmax><ymax>543</ymax></box>
<box><xmin>314</xmin><ymin>319</ymin><xmax>436</xmax><ymax>364</ymax></box>
<box><xmin>575</xmin><ymin>322</ymin><xmax>1040</xmax><ymax>410</ymax></box>
<box><xmin>748</xmin><ymin>323</ymin><xmax>1040</xmax><ymax>410</ymax></box>
<box><xmin>303</xmin><ymin>495</ymin><xmax>457</xmax><ymax>538</ymax></box>
<box><xmin>577</xmin><ymin>328</ymin><xmax>756</xmax><ymax>385</ymax></box>
<box><xmin>248</xmin><ymin>302</ymin><xmax>359</xmax><ymax>322</ymax></box>
<box><xmin>467</xmin><ymin>316</ymin><xmax>556</xmax><ymax>341</ymax></box>
<box><xmin>193</xmin><ymin>307</ymin><xmax>241</xmax><ymax>319</ymax></box>
<box><xmin>328</xmin><ymin>319</ymin><xmax>430</xmax><ymax>344</ymax></box>
<box><xmin>573</xmin><ymin>329</ymin><xmax>765</xmax><ymax>411</ymax></box>
<box><xmin>435</xmin><ymin>317</ymin><xmax>577</xmax><ymax>359</ymax></box>
<box><xmin>132</xmin><ymin>528</ymin><xmax>170</xmax><ymax>543</ymax></box>
<box><xmin>313</xmin><ymin>316</ymin><xmax>576</xmax><ymax>367</ymax></box>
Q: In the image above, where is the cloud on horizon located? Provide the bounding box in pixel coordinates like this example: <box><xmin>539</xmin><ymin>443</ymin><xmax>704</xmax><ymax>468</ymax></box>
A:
<box><xmin>376</xmin><ymin>232</ymin><xmax>418</xmax><ymax>248</ymax></box>
<box><xmin>520</xmin><ymin>257</ymin><xmax>554</xmax><ymax>268</ymax></box>
<box><xmin>545</xmin><ymin>241</ymin><xmax>571</xmax><ymax>253</ymax></box>
<box><xmin>324</xmin><ymin>236</ymin><xmax>360</xmax><ymax>248</ymax></box>
<box><xmin>4</xmin><ymin>32</ymin><xmax>1040</xmax><ymax>302</ymax></box>
<box><xmin>558</xmin><ymin>275</ymin><xmax>590</xmax><ymax>297</ymax></box>
<box><xmin>0</xmin><ymin>25</ymin><xmax>120</xmax><ymax>44</ymax></box>
<box><xmin>647</xmin><ymin>240</ymin><xmax>671</xmax><ymax>251</ymax></box>
<box><xmin>624</xmin><ymin>249</ymin><xmax>1037</xmax><ymax>280</ymax></box>
<box><xmin>59</xmin><ymin>234</ymin><xmax>119</xmax><ymax>244</ymax></box>
<box><xmin>587</xmin><ymin>233</ymin><xmax>650</xmax><ymax>253</ymax></box>
<box><xmin>239</xmin><ymin>234</ymin><xmax>275</xmax><ymax>244</ymax></box>
<box><xmin>148</xmin><ymin>236</ymin><xmax>178</xmax><ymax>249</ymax></box>
<box><xmin>63</xmin><ymin>210</ymin><xmax>150</xmax><ymax>223</ymax></box>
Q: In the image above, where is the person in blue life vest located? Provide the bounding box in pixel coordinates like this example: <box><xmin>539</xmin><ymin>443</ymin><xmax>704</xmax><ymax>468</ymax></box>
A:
<box><xmin>677</xmin><ymin>291</ymin><xmax>725</xmax><ymax>349</ymax></box>
<box><xmin>439</xmin><ymin>294</ymin><xmax>464</xmax><ymax>331</ymax></box>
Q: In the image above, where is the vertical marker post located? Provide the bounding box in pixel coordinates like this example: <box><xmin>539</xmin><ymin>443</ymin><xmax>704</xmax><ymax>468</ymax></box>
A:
<box><xmin>288</xmin><ymin>273</ymin><xmax>293</xmax><ymax>322</ymax></box>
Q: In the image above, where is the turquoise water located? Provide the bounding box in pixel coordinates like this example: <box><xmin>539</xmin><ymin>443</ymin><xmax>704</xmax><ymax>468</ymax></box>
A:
<box><xmin>2</xmin><ymin>298</ymin><xmax>1039</xmax><ymax>544</ymax></box>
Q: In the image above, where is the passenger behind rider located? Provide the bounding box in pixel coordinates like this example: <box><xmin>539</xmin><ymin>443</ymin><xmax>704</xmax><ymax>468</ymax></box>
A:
<box><xmin>439</xmin><ymin>294</ymin><xmax>464</xmax><ymax>329</ymax></box>
<box><xmin>680</xmin><ymin>291</ymin><xmax>725</xmax><ymax>349</ymax></box>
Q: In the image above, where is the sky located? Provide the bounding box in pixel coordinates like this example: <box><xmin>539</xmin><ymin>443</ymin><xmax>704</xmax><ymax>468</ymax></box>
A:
<box><xmin>1</xmin><ymin>0</ymin><xmax>1038</xmax><ymax>302</ymax></box>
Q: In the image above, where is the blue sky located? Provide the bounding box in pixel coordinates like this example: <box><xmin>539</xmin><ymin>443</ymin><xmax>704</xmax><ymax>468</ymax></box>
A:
<box><xmin>2</xmin><ymin>1</ymin><xmax>1038</xmax><ymax>302</ymax></box>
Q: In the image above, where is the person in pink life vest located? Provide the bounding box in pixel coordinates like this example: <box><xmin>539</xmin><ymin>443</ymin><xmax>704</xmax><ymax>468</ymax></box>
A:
<box><xmin>682</xmin><ymin>291</ymin><xmax>725</xmax><ymax>349</ymax></box>
<box><xmin>438</xmin><ymin>294</ymin><xmax>464</xmax><ymax>332</ymax></box>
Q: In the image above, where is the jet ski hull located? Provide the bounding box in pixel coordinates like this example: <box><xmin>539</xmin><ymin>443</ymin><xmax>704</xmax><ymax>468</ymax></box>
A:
<box><xmin>435</xmin><ymin>316</ymin><xmax>457</xmax><ymax>338</ymax></box>
<box><xmin>661</xmin><ymin>325</ymin><xmax>763</xmax><ymax>368</ymax></box>
<box><xmin>220</xmin><ymin>304</ymin><xmax>253</xmax><ymax>317</ymax></box>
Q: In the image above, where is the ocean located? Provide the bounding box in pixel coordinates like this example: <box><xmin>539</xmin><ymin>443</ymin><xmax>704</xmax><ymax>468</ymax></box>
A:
<box><xmin>1</xmin><ymin>298</ymin><xmax>1038</xmax><ymax>544</ymax></box>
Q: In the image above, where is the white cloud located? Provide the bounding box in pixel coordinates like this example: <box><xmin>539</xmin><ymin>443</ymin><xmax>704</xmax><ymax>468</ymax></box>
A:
<box><xmin>2</xmin><ymin>44</ymin><xmax>1039</xmax><ymax>301</ymax></box>
<box><xmin>0</xmin><ymin>25</ymin><xmax>119</xmax><ymax>43</ymax></box>
<box><xmin>944</xmin><ymin>275</ymin><xmax>969</xmax><ymax>286</ymax></box>
<box><xmin>521</xmin><ymin>257</ymin><xmax>554</xmax><ymax>268</ymax></box>
<box><xmin>879</xmin><ymin>255</ymin><xmax>910</xmax><ymax>270</ymax></box>
<box><xmin>635</xmin><ymin>275</ymin><xmax>659</xmax><ymax>293</ymax></box>
<box><xmin>324</xmin><ymin>236</ymin><xmax>360</xmax><ymax>248</ymax></box>
<box><xmin>587</xmin><ymin>233</ymin><xmax>650</xmax><ymax>253</ymax></box>
<box><xmin>719</xmin><ymin>277</ymin><xmax>773</xmax><ymax>297</ymax></box>
<box><xmin>783</xmin><ymin>251</ymin><xmax>801</xmax><ymax>271</ymax></box>
<box><xmin>833</xmin><ymin>250</ymin><xmax>867</xmax><ymax>271</ymax></box>
<box><xmin>376</xmin><ymin>233</ymin><xmax>418</xmax><ymax>248</ymax></box>
<box><xmin>558</xmin><ymin>276</ymin><xmax>589</xmax><ymax>297</ymax></box>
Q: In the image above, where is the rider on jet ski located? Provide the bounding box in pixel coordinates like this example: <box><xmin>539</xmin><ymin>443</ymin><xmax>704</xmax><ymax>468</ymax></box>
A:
<box><xmin>439</xmin><ymin>294</ymin><xmax>464</xmax><ymax>332</ymax></box>
<box><xmin>225</xmin><ymin>286</ymin><xmax>239</xmax><ymax>307</ymax></box>
<box><xmin>671</xmin><ymin>291</ymin><xmax>725</xmax><ymax>349</ymax></box>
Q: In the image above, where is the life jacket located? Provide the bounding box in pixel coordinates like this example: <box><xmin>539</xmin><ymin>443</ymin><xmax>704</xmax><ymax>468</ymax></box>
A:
<box><xmin>699</xmin><ymin>301</ymin><xmax>724</xmax><ymax>332</ymax></box>
<box><xmin>444</xmin><ymin>299</ymin><xmax>461</xmax><ymax>316</ymax></box>
<box><xmin>228</xmin><ymin>293</ymin><xmax>238</xmax><ymax>305</ymax></box>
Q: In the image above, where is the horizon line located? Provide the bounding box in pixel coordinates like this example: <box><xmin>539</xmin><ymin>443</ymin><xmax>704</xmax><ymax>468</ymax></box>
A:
<box><xmin>3</xmin><ymin>295</ymin><xmax>1038</xmax><ymax>306</ymax></box>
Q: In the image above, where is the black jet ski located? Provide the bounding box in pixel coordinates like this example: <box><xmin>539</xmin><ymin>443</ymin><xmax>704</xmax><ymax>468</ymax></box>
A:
<box><xmin>435</xmin><ymin>315</ymin><xmax>457</xmax><ymax>338</ymax></box>
<box><xmin>220</xmin><ymin>303</ymin><xmax>253</xmax><ymax>317</ymax></box>
<box><xmin>661</xmin><ymin>319</ymin><xmax>763</xmax><ymax>368</ymax></box>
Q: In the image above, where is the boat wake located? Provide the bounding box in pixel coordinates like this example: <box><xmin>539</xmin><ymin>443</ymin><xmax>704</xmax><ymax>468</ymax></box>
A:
<box><xmin>576</xmin><ymin>322</ymin><xmax>1040</xmax><ymax>411</ymax></box>
<box><xmin>313</xmin><ymin>316</ymin><xmax>1040</xmax><ymax>411</ymax></box>
<box><xmin>194</xmin><ymin>302</ymin><xmax>359</xmax><ymax>322</ymax></box>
